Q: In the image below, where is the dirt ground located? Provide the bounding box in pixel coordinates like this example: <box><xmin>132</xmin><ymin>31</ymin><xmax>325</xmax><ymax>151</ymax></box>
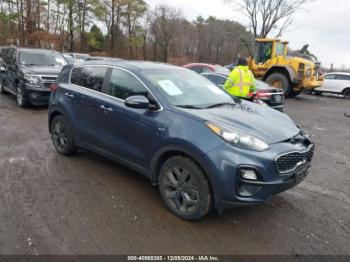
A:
<box><xmin>0</xmin><ymin>92</ymin><xmax>349</xmax><ymax>255</ymax></box>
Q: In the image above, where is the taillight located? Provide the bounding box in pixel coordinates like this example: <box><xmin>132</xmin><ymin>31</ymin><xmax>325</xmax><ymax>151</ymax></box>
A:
<box><xmin>50</xmin><ymin>83</ymin><xmax>58</xmax><ymax>92</ymax></box>
<box><xmin>256</xmin><ymin>91</ymin><xmax>272</xmax><ymax>99</ymax></box>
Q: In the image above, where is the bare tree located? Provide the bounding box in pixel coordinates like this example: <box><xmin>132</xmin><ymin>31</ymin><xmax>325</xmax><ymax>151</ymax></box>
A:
<box><xmin>226</xmin><ymin>0</ymin><xmax>307</xmax><ymax>38</ymax></box>
<box><xmin>150</xmin><ymin>5</ymin><xmax>183</xmax><ymax>62</ymax></box>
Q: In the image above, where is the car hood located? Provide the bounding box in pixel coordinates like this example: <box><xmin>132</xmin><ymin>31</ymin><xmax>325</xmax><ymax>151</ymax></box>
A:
<box><xmin>19</xmin><ymin>65</ymin><xmax>63</xmax><ymax>75</ymax></box>
<box><xmin>176</xmin><ymin>101</ymin><xmax>299</xmax><ymax>144</ymax></box>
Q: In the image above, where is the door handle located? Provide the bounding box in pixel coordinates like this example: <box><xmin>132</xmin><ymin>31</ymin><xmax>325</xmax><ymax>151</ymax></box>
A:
<box><xmin>65</xmin><ymin>92</ymin><xmax>74</xmax><ymax>98</ymax></box>
<box><xmin>100</xmin><ymin>105</ymin><xmax>114</xmax><ymax>112</ymax></box>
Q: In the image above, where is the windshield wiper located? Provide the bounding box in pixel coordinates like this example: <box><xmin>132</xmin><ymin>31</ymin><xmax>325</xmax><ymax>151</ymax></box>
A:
<box><xmin>175</xmin><ymin>105</ymin><xmax>204</xmax><ymax>109</ymax></box>
<box><xmin>205</xmin><ymin>102</ymin><xmax>235</xmax><ymax>109</ymax></box>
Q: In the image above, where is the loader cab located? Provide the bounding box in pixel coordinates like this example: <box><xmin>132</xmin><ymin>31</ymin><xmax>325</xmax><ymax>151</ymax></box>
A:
<box><xmin>253</xmin><ymin>39</ymin><xmax>288</xmax><ymax>65</ymax></box>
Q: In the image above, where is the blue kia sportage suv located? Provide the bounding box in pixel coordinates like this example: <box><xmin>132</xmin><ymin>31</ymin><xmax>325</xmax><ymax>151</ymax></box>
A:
<box><xmin>48</xmin><ymin>61</ymin><xmax>314</xmax><ymax>220</ymax></box>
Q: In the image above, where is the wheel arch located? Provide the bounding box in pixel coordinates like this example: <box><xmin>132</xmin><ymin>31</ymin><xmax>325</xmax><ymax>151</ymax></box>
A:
<box><xmin>48</xmin><ymin>108</ymin><xmax>75</xmax><ymax>136</ymax></box>
<box><xmin>263</xmin><ymin>65</ymin><xmax>297</xmax><ymax>84</ymax></box>
<box><xmin>48</xmin><ymin>110</ymin><xmax>63</xmax><ymax>132</ymax></box>
<box><xmin>150</xmin><ymin>145</ymin><xmax>217</xmax><ymax>201</ymax></box>
<box><xmin>342</xmin><ymin>87</ymin><xmax>350</xmax><ymax>95</ymax></box>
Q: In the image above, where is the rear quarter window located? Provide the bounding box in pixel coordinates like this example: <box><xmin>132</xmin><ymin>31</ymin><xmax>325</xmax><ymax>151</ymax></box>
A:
<box><xmin>70</xmin><ymin>66</ymin><xmax>107</xmax><ymax>92</ymax></box>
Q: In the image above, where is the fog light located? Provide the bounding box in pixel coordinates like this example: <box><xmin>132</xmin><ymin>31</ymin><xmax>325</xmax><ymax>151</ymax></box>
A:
<box><xmin>240</xmin><ymin>169</ymin><xmax>258</xmax><ymax>180</ymax></box>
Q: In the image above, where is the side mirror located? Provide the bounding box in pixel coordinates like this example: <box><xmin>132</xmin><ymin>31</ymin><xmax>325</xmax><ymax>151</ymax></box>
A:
<box><xmin>125</xmin><ymin>95</ymin><xmax>150</xmax><ymax>109</ymax></box>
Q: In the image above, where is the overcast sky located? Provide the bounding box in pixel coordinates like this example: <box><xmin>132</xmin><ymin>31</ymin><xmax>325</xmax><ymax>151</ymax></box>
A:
<box><xmin>146</xmin><ymin>0</ymin><xmax>350</xmax><ymax>69</ymax></box>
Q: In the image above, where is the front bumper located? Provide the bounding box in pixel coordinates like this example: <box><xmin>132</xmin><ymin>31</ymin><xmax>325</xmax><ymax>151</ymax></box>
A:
<box><xmin>206</xmin><ymin>140</ymin><xmax>313</xmax><ymax>210</ymax></box>
<box><xmin>301</xmin><ymin>79</ymin><xmax>323</xmax><ymax>90</ymax></box>
<box><xmin>24</xmin><ymin>83</ymin><xmax>51</xmax><ymax>105</ymax></box>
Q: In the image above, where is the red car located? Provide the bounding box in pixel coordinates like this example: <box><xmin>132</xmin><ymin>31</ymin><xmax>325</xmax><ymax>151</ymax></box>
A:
<box><xmin>183</xmin><ymin>63</ymin><xmax>231</xmax><ymax>75</ymax></box>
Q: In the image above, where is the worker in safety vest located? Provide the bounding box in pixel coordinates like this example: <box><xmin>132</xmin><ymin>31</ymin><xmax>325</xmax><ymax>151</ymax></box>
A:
<box><xmin>224</xmin><ymin>56</ymin><xmax>257</xmax><ymax>99</ymax></box>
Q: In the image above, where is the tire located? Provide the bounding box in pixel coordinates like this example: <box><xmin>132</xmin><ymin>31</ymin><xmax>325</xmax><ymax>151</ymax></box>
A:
<box><xmin>314</xmin><ymin>91</ymin><xmax>323</xmax><ymax>96</ymax></box>
<box><xmin>343</xmin><ymin>89</ymin><xmax>350</xmax><ymax>99</ymax></box>
<box><xmin>0</xmin><ymin>80</ymin><xmax>6</xmax><ymax>94</ymax></box>
<box><xmin>158</xmin><ymin>156</ymin><xmax>212</xmax><ymax>220</ymax></box>
<box><xmin>50</xmin><ymin>115</ymin><xmax>77</xmax><ymax>155</ymax></box>
<box><xmin>16</xmin><ymin>84</ymin><xmax>27</xmax><ymax>108</ymax></box>
<box><xmin>266</xmin><ymin>73</ymin><xmax>292</xmax><ymax>97</ymax></box>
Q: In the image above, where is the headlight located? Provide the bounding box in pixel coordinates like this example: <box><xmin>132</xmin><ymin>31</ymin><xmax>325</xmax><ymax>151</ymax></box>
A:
<box><xmin>24</xmin><ymin>74</ymin><xmax>40</xmax><ymax>85</ymax></box>
<box><xmin>206</xmin><ymin>122</ymin><xmax>269</xmax><ymax>151</ymax></box>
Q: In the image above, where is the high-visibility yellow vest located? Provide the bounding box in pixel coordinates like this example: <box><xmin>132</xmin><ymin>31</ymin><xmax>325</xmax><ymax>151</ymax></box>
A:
<box><xmin>224</xmin><ymin>66</ymin><xmax>257</xmax><ymax>98</ymax></box>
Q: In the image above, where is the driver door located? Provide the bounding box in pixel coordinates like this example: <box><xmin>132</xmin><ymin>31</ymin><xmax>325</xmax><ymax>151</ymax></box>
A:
<box><xmin>98</xmin><ymin>67</ymin><xmax>158</xmax><ymax>170</ymax></box>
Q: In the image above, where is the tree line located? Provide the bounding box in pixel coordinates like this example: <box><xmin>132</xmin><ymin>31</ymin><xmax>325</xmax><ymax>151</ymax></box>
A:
<box><xmin>0</xmin><ymin>0</ymin><xmax>253</xmax><ymax>65</ymax></box>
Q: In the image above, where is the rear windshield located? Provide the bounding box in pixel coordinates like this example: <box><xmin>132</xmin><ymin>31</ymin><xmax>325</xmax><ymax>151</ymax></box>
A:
<box><xmin>19</xmin><ymin>51</ymin><xmax>67</xmax><ymax>66</ymax></box>
<box><xmin>214</xmin><ymin>66</ymin><xmax>230</xmax><ymax>75</ymax></box>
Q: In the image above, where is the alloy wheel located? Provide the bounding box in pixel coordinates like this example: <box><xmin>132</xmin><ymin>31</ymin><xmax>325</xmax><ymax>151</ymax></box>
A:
<box><xmin>163</xmin><ymin>167</ymin><xmax>199</xmax><ymax>213</ymax></box>
<box><xmin>52</xmin><ymin>120</ymin><xmax>68</xmax><ymax>151</ymax></box>
<box><xmin>344</xmin><ymin>90</ymin><xmax>350</xmax><ymax>99</ymax></box>
<box><xmin>16</xmin><ymin>86</ymin><xmax>23</xmax><ymax>105</ymax></box>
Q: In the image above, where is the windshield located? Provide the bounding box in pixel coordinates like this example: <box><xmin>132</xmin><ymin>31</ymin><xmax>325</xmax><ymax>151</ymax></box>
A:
<box><xmin>142</xmin><ymin>69</ymin><xmax>233</xmax><ymax>108</ymax></box>
<box><xmin>19</xmin><ymin>51</ymin><xmax>67</xmax><ymax>66</ymax></box>
<box><xmin>75</xmin><ymin>54</ymin><xmax>90</xmax><ymax>60</ymax></box>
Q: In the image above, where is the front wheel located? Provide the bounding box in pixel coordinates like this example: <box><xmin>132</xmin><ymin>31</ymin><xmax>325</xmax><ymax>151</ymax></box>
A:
<box><xmin>265</xmin><ymin>73</ymin><xmax>292</xmax><ymax>97</ymax></box>
<box><xmin>344</xmin><ymin>89</ymin><xmax>350</xmax><ymax>99</ymax></box>
<box><xmin>16</xmin><ymin>85</ymin><xmax>27</xmax><ymax>108</ymax></box>
<box><xmin>159</xmin><ymin>156</ymin><xmax>212</xmax><ymax>220</ymax></box>
<box><xmin>0</xmin><ymin>80</ymin><xmax>6</xmax><ymax>94</ymax></box>
<box><xmin>50</xmin><ymin>115</ymin><xmax>77</xmax><ymax>155</ymax></box>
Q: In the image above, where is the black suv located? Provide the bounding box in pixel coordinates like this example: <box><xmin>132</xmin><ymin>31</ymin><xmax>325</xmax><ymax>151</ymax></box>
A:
<box><xmin>0</xmin><ymin>46</ymin><xmax>67</xmax><ymax>107</ymax></box>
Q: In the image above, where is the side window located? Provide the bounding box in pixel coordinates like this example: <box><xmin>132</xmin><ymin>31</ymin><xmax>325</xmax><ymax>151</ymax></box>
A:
<box><xmin>3</xmin><ymin>48</ymin><xmax>15</xmax><ymax>64</ymax></box>
<box><xmin>71</xmin><ymin>66</ymin><xmax>107</xmax><ymax>92</ymax></box>
<box><xmin>107</xmin><ymin>68</ymin><xmax>148</xmax><ymax>100</ymax></box>
<box><xmin>57</xmin><ymin>66</ymin><xmax>71</xmax><ymax>83</ymax></box>
<box><xmin>254</xmin><ymin>42</ymin><xmax>272</xmax><ymax>64</ymax></box>
<box><xmin>336</xmin><ymin>75</ymin><xmax>350</xmax><ymax>81</ymax></box>
<box><xmin>324</xmin><ymin>74</ymin><xmax>336</xmax><ymax>80</ymax></box>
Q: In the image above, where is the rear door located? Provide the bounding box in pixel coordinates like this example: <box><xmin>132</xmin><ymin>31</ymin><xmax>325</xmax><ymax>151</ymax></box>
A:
<box><xmin>335</xmin><ymin>74</ymin><xmax>350</xmax><ymax>93</ymax></box>
<box><xmin>98</xmin><ymin>67</ymin><xmax>158</xmax><ymax>170</ymax></box>
<box><xmin>68</xmin><ymin>65</ymin><xmax>108</xmax><ymax>149</ymax></box>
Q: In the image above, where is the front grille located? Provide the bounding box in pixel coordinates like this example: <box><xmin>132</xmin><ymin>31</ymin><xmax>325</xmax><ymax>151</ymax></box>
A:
<box><xmin>276</xmin><ymin>145</ymin><xmax>314</xmax><ymax>173</ymax></box>
<box><xmin>39</xmin><ymin>75</ymin><xmax>58</xmax><ymax>89</ymax></box>
<box><xmin>43</xmin><ymin>83</ymin><xmax>52</xmax><ymax>88</ymax></box>
<box><xmin>41</xmin><ymin>76</ymin><xmax>57</xmax><ymax>82</ymax></box>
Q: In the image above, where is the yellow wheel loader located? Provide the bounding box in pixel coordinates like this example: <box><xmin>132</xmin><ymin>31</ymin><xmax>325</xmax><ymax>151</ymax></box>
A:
<box><xmin>248</xmin><ymin>38</ymin><xmax>323</xmax><ymax>97</ymax></box>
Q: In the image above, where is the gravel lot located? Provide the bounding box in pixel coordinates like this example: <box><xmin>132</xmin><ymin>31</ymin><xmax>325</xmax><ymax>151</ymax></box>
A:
<box><xmin>0</xmin><ymin>93</ymin><xmax>349</xmax><ymax>255</ymax></box>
